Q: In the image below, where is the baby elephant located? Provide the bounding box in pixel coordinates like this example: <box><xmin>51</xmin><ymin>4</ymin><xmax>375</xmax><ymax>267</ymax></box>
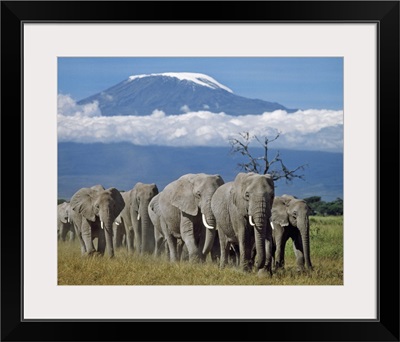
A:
<box><xmin>271</xmin><ymin>194</ymin><xmax>313</xmax><ymax>271</ymax></box>
<box><xmin>57</xmin><ymin>201</ymin><xmax>75</xmax><ymax>242</ymax></box>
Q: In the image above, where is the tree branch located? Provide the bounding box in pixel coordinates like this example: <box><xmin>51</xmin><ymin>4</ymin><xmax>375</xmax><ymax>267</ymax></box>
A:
<box><xmin>229</xmin><ymin>131</ymin><xmax>307</xmax><ymax>182</ymax></box>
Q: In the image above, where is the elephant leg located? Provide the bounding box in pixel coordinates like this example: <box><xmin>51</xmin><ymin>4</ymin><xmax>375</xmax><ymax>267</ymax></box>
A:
<box><xmin>132</xmin><ymin>218</ymin><xmax>141</xmax><ymax>254</ymax></box>
<box><xmin>154</xmin><ymin>226</ymin><xmax>164</xmax><ymax>258</ymax></box>
<box><xmin>218</xmin><ymin>232</ymin><xmax>229</xmax><ymax>269</ymax></box>
<box><xmin>77</xmin><ymin>233</ymin><xmax>87</xmax><ymax>254</ymax></box>
<box><xmin>97</xmin><ymin>228</ymin><xmax>106</xmax><ymax>255</ymax></box>
<box><xmin>113</xmin><ymin>224</ymin><xmax>123</xmax><ymax>249</ymax></box>
<box><xmin>245</xmin><ymin>232</ymin><xmax>255</xmax><ymax>271</ymax></box>
<box><xmin>112</xmin><ymin>225</ymin><xmax>118</xmax><ymax>249</ymax></box>
<box><xmin>210</xmin><ymin>237</ymin><xmax>220</xmax><ymax>263</ymax></box>
<box><xmin>180</xmin><ymin>242</ymin><xmax>189</xmax><ymax>262</ymax></box>
<box><xmin>165</xmin><ymin>234</ymin><xmax>178</xmax><ymax>262</ymax></box>
<box><xmin>159</xmin><ymin>218</ymin><xmax>178</xmax><ymax>261</ymax></box>
<box><xmin>180</xmin><ymin>212</ymin><xmax>200</xmax><ymax>262</ymax></box>
<box><xmin>232</xmin><ymin>244</ymin><xmax>240</xmax><ymax>266</ymax></box>
<box><xmin>81</xmin><ymin>221</ymin><xmax>95</xmax><ymax>255</ymax></box>
<box><xmin>198</xmin><ymin>228</ymin><xmax>207</xmax><ymax>262</ymax></box>
<box><xmin>274</xmin><ymin>225</ymin><xmax>289</xmax><ymax>269</ymax></box>
<box><xmin>291</xmin><ymin>230</ymin><xmax>305</xmax><ymax>271</ymax></box>
<box><xmin>264</xmin><ymin>228</ymin><xmax>273</xmax><ymax>274</ymax></box>
<box><xmin>237</xmin><ymin>227</ymin><xmax>251</xmax><ymax>272</ymax></box>
<box><xmin>69</xmin><ymin>228</ymin><xmax>75</xmax><ymax>241</ymax></box>
<box><xmin>154</xmin><ymin>235</ymin><xmax>164</xmax><ymax>258</ymax></box>
<box><xmin>126</xmin><ymin>229</ymin><xmax>134</xmax><ymax>254</ymax></box>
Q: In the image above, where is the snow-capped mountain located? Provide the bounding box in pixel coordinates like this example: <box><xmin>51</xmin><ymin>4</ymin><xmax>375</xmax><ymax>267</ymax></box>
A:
<box><xmin>77</xmin><ymin>72</ymin><xmax>296</xmax><ymax>116</ymax></box>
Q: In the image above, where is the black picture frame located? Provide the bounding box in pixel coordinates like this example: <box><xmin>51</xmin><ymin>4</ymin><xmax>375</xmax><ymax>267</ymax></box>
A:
<box><xmin>1</xmin><ymin>1</ymin><xmax>399</xmax><ymax>341</ymax></box>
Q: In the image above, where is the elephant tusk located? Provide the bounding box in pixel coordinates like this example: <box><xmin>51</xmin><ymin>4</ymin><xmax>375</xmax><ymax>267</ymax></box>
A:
<box><xmin>249</xmin><ymin>216</ymin><xmax>256</xmax><ymax>227</ymax></box>
<box><xmin>137</xmin><ymin>213</ymin><xmax>141</xmax><ymax>221</ymax></box>
<box><xmin>202</xmin><ymin>214</ymin><xmax>215</xmax><ymax>230</ymax></box>
<box><xmin>67</xmin><ymin>217</ymin><xmax>70</xmax><ymax>223</ymax></box>
<box><xmin>115</xmin><ymin>221</ymin><xmax>120</xmax><ymax>226</ymax></box>
<box><xmin>101</xmin><ymin>221</ymin><xmax>104</xmax><ymax>229</ymax></box>
<box><xmin>270</xmin><ymin>221</ymin><xmax>275</xmax><ymax>230</ymax></box>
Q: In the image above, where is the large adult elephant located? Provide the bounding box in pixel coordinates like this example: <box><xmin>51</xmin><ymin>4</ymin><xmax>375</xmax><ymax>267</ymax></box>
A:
<box><xmin>57</xmin><ymin>201</ymin><xmax>75</xmax><ymax>242</ymax></box>
<box><xmin>158</xmin><ymin>173</ymin><xmax>224</xmax><ymax>262</ymax></box>
<box><xmin>271</xmin><ymin>194</ymin><xmax>313</xmax><ymax>271</ymax></box>
<box><xmin>70</xmin><ymin>185</ymin><xmax>125</xmax><ymax>258</ymax></box>
<box><xmin>117</xmin><ymin>183</ymin><xmax>159</xmax><ymax>255</ymax></box>
<box><xmin>211</xmin><ymin>172</ymin><xmax>275</xmax><ymax>274</ymax></box>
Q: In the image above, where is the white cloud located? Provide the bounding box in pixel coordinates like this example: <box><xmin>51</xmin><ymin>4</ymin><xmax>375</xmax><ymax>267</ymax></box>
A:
<box><xmin>57</xmin><ymin>95</ymin><xmax>343</xmax><ymax>152</ymax></box>
<box><xmin>58</xmin><ymin>94</ymin><xmax>101</xmax><ymax>117</ymax></box>
<box><xmin>180</xmin><ymin>105</ymin><xmax>191</xmax><ymax>113</ymax></box>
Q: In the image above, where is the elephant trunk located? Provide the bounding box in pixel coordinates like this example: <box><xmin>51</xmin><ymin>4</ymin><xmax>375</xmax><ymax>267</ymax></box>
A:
<box><xmin>100</xmin><ymin>211</ymin><xmax>115</xmax><ymax>258</ymax></box>
<box><xmin>299</xmin><ymin>213</ymin><xmax>312</xmax><ymax>270</ymax></box>
<box><xmin>140</xmin><ymin>202</ymin><xmax>155</xmax><ymax>255</ymax></box>
<box><xmin>249</xmin><ymin>196</ymin><xmax>269</xmax><ymax>270</ymax></box>
<box><xmin>201</xmin><ymin>204</ymin><xmax>217</xmax><ymax>256</ymax></box>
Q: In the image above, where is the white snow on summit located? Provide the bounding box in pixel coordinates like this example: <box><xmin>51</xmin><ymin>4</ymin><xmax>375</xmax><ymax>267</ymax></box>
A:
<box><xmin>128</xmin><ymin>72</ymin><xmax>233</xmax><ymax>93</ymax></box>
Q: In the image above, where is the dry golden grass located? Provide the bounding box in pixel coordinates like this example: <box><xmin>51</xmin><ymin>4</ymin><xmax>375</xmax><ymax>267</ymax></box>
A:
<box><xmin>58</xmin><ymin>216</ymin><xmax>343</xmax><ymax>286</ymax></box>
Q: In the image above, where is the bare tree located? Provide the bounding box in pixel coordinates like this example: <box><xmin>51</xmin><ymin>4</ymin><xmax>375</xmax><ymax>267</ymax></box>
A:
<box><xmin>229</xmin><ymin>131</ymin><xmax>307</xmax><ymax>182</ymax></box>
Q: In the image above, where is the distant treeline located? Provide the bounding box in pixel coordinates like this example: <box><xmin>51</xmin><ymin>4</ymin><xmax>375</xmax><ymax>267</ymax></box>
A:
<box><xmin>304</xmin><ymin>196</ymin><xmax>343</xmax><ymax>216</ymax></box>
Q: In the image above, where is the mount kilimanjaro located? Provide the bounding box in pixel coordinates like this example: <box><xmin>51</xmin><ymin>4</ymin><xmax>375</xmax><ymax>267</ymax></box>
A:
<box><xmin>77</xmin><ymin>72</ymin><xmax>297</xmax><ymax>116</ymax></box>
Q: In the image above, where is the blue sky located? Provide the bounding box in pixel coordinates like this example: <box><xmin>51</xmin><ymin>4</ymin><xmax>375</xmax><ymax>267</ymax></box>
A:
<box><xmin>58</xmin><ymin>57</ymin><xmax>343</xmax><ymax>110</ymax></box>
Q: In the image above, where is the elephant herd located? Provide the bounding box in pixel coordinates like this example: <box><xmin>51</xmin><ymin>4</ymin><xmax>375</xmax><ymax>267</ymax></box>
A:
<box><xmin>58</xmin><ymin>172</ymin><xmax>313</xmax><ymax>275</ymax></box>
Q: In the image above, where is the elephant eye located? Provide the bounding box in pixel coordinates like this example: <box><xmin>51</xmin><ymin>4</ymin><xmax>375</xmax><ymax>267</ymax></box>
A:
<box><xmin>292</xmin><ymin>211</ymin><xmax>297</xmax><ymax>218</ymax></box>
<box><xmin>244</xmin><ymin>192</ymin><xmax>250</xmax><ymax>200</ymax></box>
<box><xmin>195</xmin><ymin>191</ymin><xmax>201</xmax><ymax>198</ymax></box>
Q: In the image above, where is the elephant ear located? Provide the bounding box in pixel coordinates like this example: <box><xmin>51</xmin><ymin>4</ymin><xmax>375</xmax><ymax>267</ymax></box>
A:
<box><xmin>70</xmin><ymin>188</ymin><xmax>97</xmax><ymax>222</ymax></box>
<box><xmin>264</xmin><ymin>174</ymin><xmax>275</xmax><ymax>189</ymax></box>
<box><xmin>263</xmin><ymin>174</ymin><xmax>275</xmax><ymax>207</ymax></box>
<box><xmin>169</xmin><ymin>177</ymin><xmax>198</xmax><ymax>216</ymax></box>
<box><xmin>91</xmin><ymin>184</ymin><xmax>105</xmax><ymax>192</ymax></box>
<box><xmin>271</xmin><ymin>196</ymin><xmax>290</xmax><ymax>227</ymax></box>
<box><xmin>281</xmin><ymin>194</ymin><xmax>296</xmax><ymax>206</ymax></box>
<box><xmin>106</xmin><ymin>187</ymin><xmax>125</xmax><ymax>216</ymax></box>
<box><xmin>232</xmin><ymin>172</ymin><xmax>253</xmax><ymax>207</ymax></box>
<box><xmin>130</xmin><ymin>187</ymin><xmax>139</xmax><ymax>213</ymax></box>
<box><xmin>149</xmin><ymin>194</ymin><xmax>160</xmax><ymax>215</ymax></box>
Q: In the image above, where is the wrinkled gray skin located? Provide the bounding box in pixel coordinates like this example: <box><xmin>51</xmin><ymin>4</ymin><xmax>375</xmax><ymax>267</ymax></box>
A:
<box><xmin>211</xmin><ymin>172</ymin><xmax>275</xmax><ymax>275</ymax></box>
<box><xmin>70</xmin><ymin>185</ymin><xmax>125</xmax><ymax>258</ymax></box>
<box><xmin>57</xmin><ymin>201</ymin><xmax>75</xmax><ymax>242</ymax></box>
<box><xmin>116</xmin><ymin>183</ymin><xmax>158</xmax><ymax>255</ymax></box>
<box><xmin>158</xmin><ymin>173</ymin><xmax>224</xmax><ymax>262</ymax></box>
<box><xmin>271</xmin><ymin>194</ymin><xmax>313</xmax><ymax>271</ymax></box>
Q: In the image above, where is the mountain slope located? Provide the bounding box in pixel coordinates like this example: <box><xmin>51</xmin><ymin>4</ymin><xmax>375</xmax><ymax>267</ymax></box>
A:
<box><xmin>77</xmin><ymin>72</ymin><xmax>296</xmax><ymax>116</ymax></box>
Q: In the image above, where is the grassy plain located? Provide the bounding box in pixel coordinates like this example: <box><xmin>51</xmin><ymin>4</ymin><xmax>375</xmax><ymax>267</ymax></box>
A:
<box><xmin>58</xmin><ymin>216</ymin><xmax>343</xmax><ymax>286</ymax></box>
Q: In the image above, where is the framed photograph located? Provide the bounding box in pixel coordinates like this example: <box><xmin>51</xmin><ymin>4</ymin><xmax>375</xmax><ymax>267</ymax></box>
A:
<box><xmin>2</xmin><ymin>1</ymin><xmax>399</xmax><ymax>341</ymax></box>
